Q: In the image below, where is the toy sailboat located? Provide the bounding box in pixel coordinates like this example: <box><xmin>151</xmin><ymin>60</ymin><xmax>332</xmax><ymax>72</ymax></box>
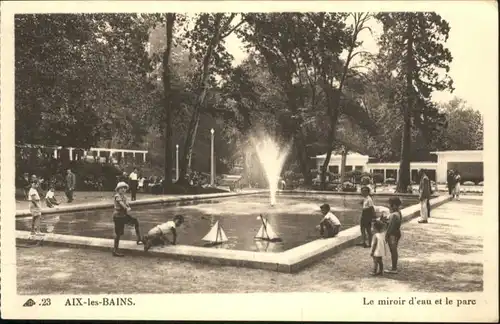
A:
<box><xmin>255</xmin><ymin>215</ymin><xmax>282</xmax><ymax>242</ymax></box>
<box><xmin>202</xmin><ymin>220</ymin><xmax>228</xmax><ymax>246</ymax></box>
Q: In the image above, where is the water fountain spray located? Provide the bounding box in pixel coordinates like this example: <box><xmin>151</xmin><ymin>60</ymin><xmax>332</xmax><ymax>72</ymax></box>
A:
<box><xmin>253</xmin><ymin>136</ymin><xmax>289</xmax><ymax>206</ymax></box>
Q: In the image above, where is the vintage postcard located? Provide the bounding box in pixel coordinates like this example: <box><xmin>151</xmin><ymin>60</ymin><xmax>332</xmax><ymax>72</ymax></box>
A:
<box><xmin>1</xmin><ymin>0</ymin><xmax>498</xmax><ymax>321</ymax></box>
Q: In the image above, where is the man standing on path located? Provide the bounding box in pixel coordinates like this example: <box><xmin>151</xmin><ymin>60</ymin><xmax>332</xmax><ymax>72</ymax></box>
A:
<box><xmin>65</xmin><ymin>169</ymin><xmax>76</xmax><ymax>203</ymax></box>
<box><xmin>417</xmin><ymin>169</ymin><xmax>431</xmax><ymax>224</ymax></box>
<box><xmin>22</xmin><ymin>173</ymin><xmax>31</xmax><ymax>200</ymax></box>
<box><xmin>447</xmin><ymin>169</ymin><xmax>456</xmax><ymax>198</ymax></box>
<box><xmin>129</xmin><ymin>168</ymin><xmax>139</xmax><ymax>201</ymax></box>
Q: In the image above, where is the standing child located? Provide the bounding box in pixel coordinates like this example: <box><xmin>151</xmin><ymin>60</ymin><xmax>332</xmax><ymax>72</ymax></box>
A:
<box><xmin>360</xmin><ymin>186</ymin><xmax>375</xmax><ymax>247</ymax></box>
<box><xmin>45</xmin><ymin>187</ymin><xmax>60</xmax><ymax>208</ymax></box>
<box><xmin>385</xmin><ymin>197</ymin><xmax>403</xmax><ymax>274</ymax></box>
<box><xmin>370</xmin><ymin>220</ymin><xmax>388</xmax><ymax>276</ymax></box>
<box><xmin>143</xmin><ymin>215</ymin><xmax>185</xmax><ymax>251</ymax></box>
<box><xmin>112</xmin><ymin>182</ymin><xmax>143</xmax><ymax>257</ymax></box>
<box><xmin>28</xmin><ymin>181</ymin><xmax>42</xmax><ymax>235</ymax></box>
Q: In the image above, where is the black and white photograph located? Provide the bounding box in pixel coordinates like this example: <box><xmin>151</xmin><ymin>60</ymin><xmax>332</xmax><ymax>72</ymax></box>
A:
<box><xmin>1</xmin><ymin>0</ymin><xmax>498</xmax><ymax>321</ymax></box>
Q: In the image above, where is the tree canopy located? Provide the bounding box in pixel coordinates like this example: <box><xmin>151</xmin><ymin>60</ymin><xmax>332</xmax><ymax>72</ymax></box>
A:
<box><xmin>15</xmin><ymin>12</ymin><xmax>481</xmax><ymax>187</ymax></box>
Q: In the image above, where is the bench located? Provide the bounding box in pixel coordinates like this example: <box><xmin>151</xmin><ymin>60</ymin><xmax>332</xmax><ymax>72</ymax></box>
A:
<box><xmin>218</xmin><ymin>175</ymin><xmax>243</xmax><ymax>191</ymax></box>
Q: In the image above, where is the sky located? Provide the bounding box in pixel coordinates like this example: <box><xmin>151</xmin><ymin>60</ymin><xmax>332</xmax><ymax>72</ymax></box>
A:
<box><xmin>223</xmin><ymin>5</ymin><xmax>497</xmax><ymax>115</ymax></box>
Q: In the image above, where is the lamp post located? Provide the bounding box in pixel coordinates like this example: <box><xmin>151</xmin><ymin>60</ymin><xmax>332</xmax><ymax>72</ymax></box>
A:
<box><xmin>210</xmin><ymin>128</ymin><xmax>215</xmax><ymax>186</ymax></box>
<box><xmin>175</xmin><ymin>144</ymin><xmax>179</xmax><ymax>182</ymax></box>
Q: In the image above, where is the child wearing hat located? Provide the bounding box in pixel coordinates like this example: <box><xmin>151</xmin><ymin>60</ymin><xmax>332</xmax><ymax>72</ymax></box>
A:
<box><xmin>318</xmin><ymin>203</ymin><xmax>341</xmax><ymax>238</ymax></box>
<box><xmin>360</xmin><ymin>186</ymin><xmax>375</xmax><ymax>248</ymax></box>
<box><xmin>143</xmin><ymin>215</ymin><xmax>185</xmax><ymax>251</ymax></box>
<box><xmin>112</xmin><ymin>181</ymin><xmax>143</xmax><ymax>257</ymax></box>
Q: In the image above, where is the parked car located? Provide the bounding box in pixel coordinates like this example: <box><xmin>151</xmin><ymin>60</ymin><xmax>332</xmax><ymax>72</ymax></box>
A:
<box><xmin>341</xmin><ymin>181</ymin><xmax>357</xmax><ymax>192</ymax></box>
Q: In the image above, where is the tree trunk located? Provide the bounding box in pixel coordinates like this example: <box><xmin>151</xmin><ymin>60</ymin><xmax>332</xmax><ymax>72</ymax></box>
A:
<box><xmin>294</xmin><ymin>133</ymin><xmax>311</xmax><ymax>186</ymax></box>
<box><xmin>163</xmin><ymin>13</ymin><xmax>176</xmax><ymax>192</ymax></box>
<box><xmin>396</xmin><ymin>17</ymin><xmax>414</xmax><ymax>193</ymax></box>
<box><xmin>339</xmin><ymin>146</ymin><xmax>348</xmax><ymax>184</ymax></box>
<box><xmin>178</xmin><ymin>14</ymin><xmax>224</xmax><ymax>184</ymax></box>
<box><xmin>320</xmin><ymin>89</ymin><xmax>341</xmax><ymax>189</ymax></box>
<box><xmin>320</xmin><ymin>149</ymin><xmax>332</xmax><ymax>190</ymax></box>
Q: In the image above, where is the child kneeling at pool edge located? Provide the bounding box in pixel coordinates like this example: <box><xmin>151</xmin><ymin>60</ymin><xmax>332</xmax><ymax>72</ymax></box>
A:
<box><xmin>318</xmin><ymin>204</ymin><xmax>341</xmax><ymax>238</ymax></box>
<box><xmin>143</xmin><ymin>215</ymin><xmax>185</xmax><ymax>251</ymax></box>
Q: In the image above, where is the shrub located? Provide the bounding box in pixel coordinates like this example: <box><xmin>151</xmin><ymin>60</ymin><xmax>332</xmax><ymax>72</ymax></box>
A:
<box><xmin>463</xmin><ymin>181</ymin><xmax>475</xmax><ymax>186</ymax></box>
<box><xmin>385</xmin><ymin>178</ymin><xmax>396</xmax><ymax>185</ymax></box>
<box><xmin>361</xmin><ymin>172</ymin><xmax>372</xmax><ymax>178</ymax></box>
<box><xmin>16</xmin><ymin>159</ymin><xmax>123</xmax><ymax>192</ymax></box>
<box><xmin>478</xmin><ymin>181</ymin><xmax>484</xmax><ymax>186</ymax></box>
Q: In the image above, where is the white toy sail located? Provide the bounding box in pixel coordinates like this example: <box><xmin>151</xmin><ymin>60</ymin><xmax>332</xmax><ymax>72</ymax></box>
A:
<box><xmin>255</xmin><ymin>216</ymin><xmax>280</xmax><ymax>241</ymax></box>
<box><xmin>202</xmin><ymin>220</ymin><xmax>228</xmax><ymax>244</ymax></box>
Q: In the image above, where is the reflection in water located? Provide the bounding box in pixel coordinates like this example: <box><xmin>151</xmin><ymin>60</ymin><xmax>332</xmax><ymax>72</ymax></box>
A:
<box><xmin>15</xmin><ymin>194</ymin><xmax>418</xmax><ymax>253</ymax></box>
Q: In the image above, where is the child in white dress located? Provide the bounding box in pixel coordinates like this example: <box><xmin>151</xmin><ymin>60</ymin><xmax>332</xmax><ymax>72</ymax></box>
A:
<box><xmin>370</xmin><ymin>220</ymin><xmax>389</xmax><ymax>276</ymax></box>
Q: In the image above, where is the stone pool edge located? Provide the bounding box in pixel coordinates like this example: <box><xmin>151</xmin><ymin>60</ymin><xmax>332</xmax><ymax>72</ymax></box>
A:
<box><xmin>277</xmin><ymin>194</ymin><xmax>451</xmax><ymax>272</ymax></box>
<box><xmin>16</xmin><ymin>195</ymin><xmax>451</xmax><ymax>273</ymax></box>
<box><xmin>15</xmin><ymin>190</ymin><xmax>266</xmax><ymax>217</ymax></box>
<box><xmin>281</xmin><ymin>189</ymin><xmax>439</xmax><ymax>198</ymax></box>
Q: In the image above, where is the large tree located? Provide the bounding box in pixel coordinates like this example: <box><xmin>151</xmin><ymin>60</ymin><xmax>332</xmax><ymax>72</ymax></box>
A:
<box><xmin>15</xmin><ymin>14</ymin><xmax>158</xmax><ymax>152</ymax></box>
<box><xmin>376</xmin><ymin>12</ymin><xmax>454</xmax><ymax>192</ymax></box>
<box><xmin>434</xmin><ymin>97</ymin><xmax>483</xmax><ymax>150</ymax></box>
<box><xmin>176</xmin><ymin>13</ymin><xmax>245</xmax><ymax>184</ymax></box>
<box><xmin>239</xmin><ymin>13</ymin><xmax>348</xmax><ymax>186</ymax></box>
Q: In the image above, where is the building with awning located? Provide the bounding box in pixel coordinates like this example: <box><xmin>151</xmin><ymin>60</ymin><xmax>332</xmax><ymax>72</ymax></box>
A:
<box><xmin>431</xmin><ymin>150</ymin><xmax>483</xmax><ymax>183</ymax></box>
<box><xmin>16</xmin><ymin>144</ymin><xmax>148</xmax><ymax>164</ymax></box>
<box><xmin>312</xmin><ymin>150</ymin><xmax>483</xmax><ymax>184</ymax></box>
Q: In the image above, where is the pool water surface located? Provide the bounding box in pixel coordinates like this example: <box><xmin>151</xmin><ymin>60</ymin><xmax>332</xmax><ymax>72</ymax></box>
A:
<box><xmin>16</xmin><ymin>193</ymin><xmax>418</xmax><ymax>252</ymax></box>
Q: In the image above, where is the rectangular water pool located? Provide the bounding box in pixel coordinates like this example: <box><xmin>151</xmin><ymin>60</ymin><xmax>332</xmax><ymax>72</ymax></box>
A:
<box><xmin>16</xmin><ymin>193</ymin><xmax>418</xmax><ymax>252</ymax></box>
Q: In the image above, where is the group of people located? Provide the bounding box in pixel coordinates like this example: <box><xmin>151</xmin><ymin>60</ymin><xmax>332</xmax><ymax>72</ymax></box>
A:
<box><xmin>22</xmin><ymin>169</ymin><xmax>76</xmax><ymax>206</ymax></box>
<box><xmin>110</xmin><ymin>181</ymin><xmax>184</xmax><ymax>257</ymax></box>
<box><xmin>26</xmin><ymin>169</ymin><xmax>76</xmax><ymax>235</ymax></box>
<box><xmin>447</xmin><ymin>169</ymin><xmax>462</xmax><ymax>201</ymax></box>
<box><xmin>317</xmin><ymin>186</ymin><xmax>402</xmax><ymax>276</ymax></box>
<box><xmin>317</xmin><ymin>168</ymin><xmax>436</xmax><ymax>276</ymax></box>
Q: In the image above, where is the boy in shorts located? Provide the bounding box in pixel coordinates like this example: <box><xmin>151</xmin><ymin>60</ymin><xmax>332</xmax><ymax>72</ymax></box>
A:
<box><xmin>143</xmin><ymin>215</ymin><xmax>185</xmax><ymax>251</ymax></box>
<box><xmin>28</xmin><ymin>181</ymin><xmax>42</xmax><ymax>235</ymax></box>
<box><xmin>112</xmin><ymin>182</ymin><xmax>143</xmax><ymax>257</ymax></box>
<box><xmin>360</xmin><ymin>186</ymin><xmax>376</xmax><ymax>248</ymax></box>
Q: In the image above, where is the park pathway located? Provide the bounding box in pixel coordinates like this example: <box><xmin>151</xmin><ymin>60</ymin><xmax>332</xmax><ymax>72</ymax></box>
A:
<box><xmin>17</xmin><ymin>198</ymin><xmax>483</xmax><ymax>294</ymax></box>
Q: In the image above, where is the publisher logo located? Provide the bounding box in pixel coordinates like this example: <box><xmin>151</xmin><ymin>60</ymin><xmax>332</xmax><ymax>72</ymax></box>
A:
<box><xmin>23</xmin><ymin>298</ymin><xmax>36</xmax><ymax>307</ymax></box>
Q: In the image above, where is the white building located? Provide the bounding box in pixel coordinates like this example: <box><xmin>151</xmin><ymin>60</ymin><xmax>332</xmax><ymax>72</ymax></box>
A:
<box><xmin>432</xmin><ymin>150</ymin><xmax>483</xmax><ymax>183</ymax></box>
<box><xmin>16</xmin><ymin>144</ymin><xmax>148</xmax><ymax>164</ymax></box>
<box><xmin>313</xmin><ymin>150</ymin><xmax>483</xmax><ymax>184</ymax></box>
